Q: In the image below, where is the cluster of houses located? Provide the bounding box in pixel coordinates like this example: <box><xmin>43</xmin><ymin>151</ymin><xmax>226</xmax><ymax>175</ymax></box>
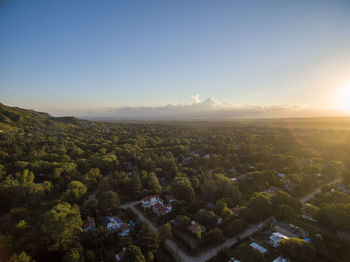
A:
<box><xmin>248</xmin><ymin>219</ymin><xmax>310</xmax><ymax>258</ymax></box>
<box><xmin>141</xmin><ymin>194</ymin><xmax>176</xmax><ymax>216</ymax></box>
<box><xmin>82</xmin><ymin>215</ymin><xmax>135</xmax><ymax>237</ymax></box>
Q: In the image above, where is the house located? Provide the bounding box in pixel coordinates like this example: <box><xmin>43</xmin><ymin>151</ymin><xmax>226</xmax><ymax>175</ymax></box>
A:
<box><xmin>203</xmin><ymin>154</ymin><xmax>211</xmax><ymax>159</ymax></box>
<box><xmin>83</xmin><ymin>216</ymin><xmax>96</xmax><ymax>232</ymax></box>
<box><xmin>119</xmin><ymin>223</ymin><xmax>131</xmax><ymax>237</ymax></box>
<box><xmin>337</xmin><ymin>229</ymin><xmax>350</xmax><ymax>243</ymax></box>
<box><xmin>153</xmin><ymin>202</ymin><xmax>172</xmax><ymax>216</ymax></box>
<box><xmin>248</xmin><ymin>164</ymin><xmax>256</xmax><ymax>169</ymax></box>
<box><xmin>283</xmin><ymin>180</ymin><xmax>294</xmax><ymax>192</ymax></box>
<box><xmin>301</xmin><ymin>203</ymin><xmax>317</xmax><ymax>222</ymax></box>
<box><xmin>141</xmin><ymin>195</ymin><xmax>162</xmax><ymax>209</ymax></box>
<box><xmin>103</xmin><ymin>216</ymin><xmax>124</xmax><ymax>232</ymax></box>
<box><xmin>264</xmin><ymin>186</ymin><xmax>281</xmax><ymax>194</ymax></box>
<box><xmin>231</xmin><ymin>207</ymin><xmax>240</xmax><ymax>217</ymax></box>
<box><xmin>229</xmin><ymin>167</ymin><xmax>236</xmax><ymax>172</ymax></box>
<box><xmin>188</xmin><ymin>221</ymin><xmax>206</xmax><ymax>234</ymax></box>
<box><xmin>206</xmin><ymin>202</ymin><xmax>216</xmax><ymax>210</ymax></box>
<box><xmin>273</xmin><ymin>257</ymin><xmax>288</xmax><ymax>262</ymax></box>
<box><xmin>115</xmin><ymin>247</ymin><xmax>126</xmax><ymax>261</ymax></box>
<box><xmin>272</xmin><ymin>221</ymin><xmax>309</xmax><ymax>238</ymax></box>
<box><xmin>278</xmin><ymin>173</ymin><xmax>286</xmax><ymax>178</ymax></box>
<box><xmin>269</xmin><ymin>232</ymin><xmax>289</xmax><ymax>247</ymax></box>
<box><xmin>249</xmin><ymin>242</ymin><xmax>267</xmax><ymax>254</ymax></box>
<box><xmin>191</xmin><ymin>152</ymin><xmax>200</xmax><ymax>157</ymax></box>
<box><xmin>231</xmin><ymin>177</ymin><xmax>238</xmax><ymax>182</ymax></box>
<box><xmin>166</xmin><ymin>195</ymin><xmax>176</xmax><ymax>203</ymax></box>
<box><xmin>170</xmin><ymin>219</ymin><xmax>180</xmax><ymax>226</ymax></box>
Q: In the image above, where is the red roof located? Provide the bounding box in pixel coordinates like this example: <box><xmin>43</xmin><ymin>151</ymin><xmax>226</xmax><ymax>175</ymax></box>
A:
<box><xmin>166</xmin><ymin>195</ymin><xmax>176</xmax><ymax>202</ymax></box>
<box><xmin>122</xmin><ymin>223</ymin><xmax>130</xmax><ymax>230</ymax></box>
<box><xmin>118</xmin><ymin>250</ymin><xmax>125</xmax><ymax>261</ymax></box>
<box><xmin>153</xmin><ymin>202</ymin><xmax>169</xmax><ymax>214</ymax></box>
<box><xmin>83</xmin><ymin>216</ymin><xmax>96</xmax><ymax>229</ymax></box>
<box><xmin>188</xmin><ymin>221</ymin><xmax>206</xmax><ymax>234</ymax></box>
<box><xmin>142</xmin><ymin>195</ymin><xmax>160</xmax><ymax>202</ymax></box>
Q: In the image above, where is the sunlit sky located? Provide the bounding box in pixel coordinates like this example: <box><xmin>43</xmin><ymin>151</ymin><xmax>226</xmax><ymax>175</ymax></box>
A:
<box><xmin>1</xmin><ymin>0</ymin><xmax>350</xmax><ymax>116</ymax></box>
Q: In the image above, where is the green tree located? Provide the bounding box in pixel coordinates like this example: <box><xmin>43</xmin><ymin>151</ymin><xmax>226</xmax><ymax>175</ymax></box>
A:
<box><xmin>158</xmin><ymin>223</ymin><xmax>172</xmax><ymax>240</ymax></box>
<box><xmin>278</xmin><ymin>238</ymin><xmax>317</xmax><ymax>262</ymax></box>
<box><xmin>85</xmin><ymin>250</ymin><xmax>96</xmax><ymax>262</ymax></box>
<box><xmin>202</xmin><ymin>228</ymin><xmax>224</xmax><ymax>245</ymax></box>
<box><xmin>196</xmin><ymin>210</ymin><xmax>217</xmax><ymax>229</ymax></box>
<box><xmin>175</xmin><ymin>215</ymin><xmax>191</xmax><ymax>228</ymax></box>
<box><xmin>98</xmin><ymin>190</ymin><xmax>120</xmax><ymax>211</ymax></box>
<box><xmin>276</xmin><ymin>204</ymin><xmax>295</xmax><ymax>222</ymax></box>
<box><xmin>136</xmin><ymin>224</ymin><xmax>159</xmax><ymax>255</ymax></box>
<box><xmin>125</xmin><ymin>245</ymin><xmax>146</xmax><ymax>262</ymax></box>
<box><xmin>170</xmin><ymin>177</ymin><xmax>195</xmax><ymax>202</ymax></box>
<box><xmin>40</xmin><ymin>202</ymin><xmax>82</xmax><ymax>252</ymax></box>
<box><xmin>9</xmin><ymin>252</ymin><xmax>34</xmax><ymax>262</ymax></box>
<box><xmin>62</xmin><ymin>248</ymin><xmax>80</xmax><ymax>262</ymax></box>
<box><xmin>62</xmin><ymin>180</ymin><xmax>87</xmax><ymax>203</ymax></box>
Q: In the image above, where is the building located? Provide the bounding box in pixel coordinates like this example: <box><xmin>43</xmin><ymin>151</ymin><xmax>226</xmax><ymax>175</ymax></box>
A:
<box><xmin>119</xmin><ymin>223</ymin><xmax>131</xmax><ymax>237</ymax></box>
<box><xmin>249</xmin><ymin>242</ymin><xmax>268</xmax><ymax>254</ymax></box>
<box><xmin>141</xmin><ymin>195</ymin><xmax>162</xmax><ymax>209</ymax></box>
<box><xmin>273</xmin><ymin>257</ymin><xmax>288</xmax><ymax>262</ymax></box>
<box><xmin>269</xmin><ymin>232</ymin><xmax>289</xmax><ymax>247</ymax></box>
<box><xmin>231</xmin><ymin>207</ymin><xmax>240</xmax><ymax>217</ymax></box>
<box><xmin>264</xmin><ymin>186</ymin><xmax>281</xmax><ymax>194</ymax></box>
<box><xmin>115</xmin><ymin>247</ymin><xmax>126</xmax><ymax>261</ymax></box>
<box><xmin>83</xmin><ymin>216</ymin><xmax>96</xmax><ymax>232</ymax></box>
<box><xmin>188</xmin><ymin>221</ymin><xmax>206</xmax><ymax>235</ymax></box>
<box><xmin>283</xmin><ymin>180</ymin><xmax>295</xmax><ymax>192</ymax></box>
<box><xmin>272</xmin><ymin>221</ymin><xmax>309</xmax><ymax>238</ymax></box>
<box><xmin>103</xmin><ymin>216</ymin><xmax>124</xmax><ymax>232</ymax></box>
<box><xmin>166</xmin><ymin>195</ymin><xmax>177</xmax><ymax>203</ymax></box>
<box><xmin>301</xmin><ymin>203</ymin><xmax>317</xmax><ymax>222</ymax></box>
<box><xmin>153</xmin><ymin>202</ymin><xmax>172</xmax><ymax>216</ymax></box>
<box><xmin>278</xmin><ymin>173</ymin><xmax>286</xmax><ymax>178</ymax></box>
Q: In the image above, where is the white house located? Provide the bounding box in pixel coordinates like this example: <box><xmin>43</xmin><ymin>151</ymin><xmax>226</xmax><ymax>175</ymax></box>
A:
<box><xmin>103</xmin><ymin>216</ymin><xmax>124</xmax><ymax>232</ymax></box>
<box><xmin>249</xmin><ymin>242</ymin><xmax>267</xmax><ymax>254</ymax></box>
<box><xmin>141</xmin><ymin>195</ymin><xmax>162</xmax><ymax>209</ymax></box>
<box><xmin>269</xmin><ymin>232</ymin><xmax>289</xmax><ymax>247</ymax></box>
<box><xmin>273</xmin><ymin>257</ymin><xmax>288</xmax><ymax>262</ymax></box>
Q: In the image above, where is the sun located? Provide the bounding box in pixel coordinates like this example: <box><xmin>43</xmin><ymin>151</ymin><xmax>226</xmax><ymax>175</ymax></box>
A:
<box><xmin>335</xmin><ymin>85</ymin><xmax>350</xmax><ymax>112</ymax></box>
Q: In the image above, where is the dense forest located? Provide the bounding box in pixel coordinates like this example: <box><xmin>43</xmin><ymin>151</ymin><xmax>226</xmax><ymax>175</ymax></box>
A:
<box><xmin>1</xmin><ymin>103</ymin><xmax>350</xmax><ymax>262</ymax></box>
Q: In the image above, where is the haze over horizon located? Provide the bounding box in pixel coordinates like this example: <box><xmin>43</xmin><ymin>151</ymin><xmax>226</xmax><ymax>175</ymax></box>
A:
<box><xmin>1</xmin><ymin>0</ymin><xmax>350</xmax><ymax>119</ymax></box>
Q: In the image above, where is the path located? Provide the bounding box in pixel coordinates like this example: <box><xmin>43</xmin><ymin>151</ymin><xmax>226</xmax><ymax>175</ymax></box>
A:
<box><xmin>299</xmin><ymin>177</ymin><xmax>342</xmax><ymax>203</ymax></box>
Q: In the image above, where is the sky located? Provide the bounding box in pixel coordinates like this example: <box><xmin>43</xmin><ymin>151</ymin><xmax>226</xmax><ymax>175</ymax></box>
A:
<box><xmin>1</xmin><ymin>0</ymin><xmax>350</xmax><ymax>118</ymax></box>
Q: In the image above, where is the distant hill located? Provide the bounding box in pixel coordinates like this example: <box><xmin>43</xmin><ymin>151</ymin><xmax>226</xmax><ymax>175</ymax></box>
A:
<box><xmin>0</xmin><ymin>103</ymin><xmax>87</xmax><ymax>131</ymax></box>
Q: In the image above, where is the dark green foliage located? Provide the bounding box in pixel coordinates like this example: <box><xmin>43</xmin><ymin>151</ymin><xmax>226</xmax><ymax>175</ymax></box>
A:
<box><xmin>136</xmin><ymin>224</ymin><xmax>159</xmax><ymax>255</ymax></box>
<box><xmin>98</xmin><ymin>191</ymin><xmax>120</xmax><ymax>211</ymax></box>
<box><xmin>125</xmin><ymin>245</ymin><xmax>146</xmax><ymax>262</ymax></box>
<box><xmin>278</xmin><ymin>238</ymin><xmax>317</xmax><ymax>262</ymax></box>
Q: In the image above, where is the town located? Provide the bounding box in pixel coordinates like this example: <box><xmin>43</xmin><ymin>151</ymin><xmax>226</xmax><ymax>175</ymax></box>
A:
<box><xmin>2</xmin><ymin>103</ymin><xmax>350</xmax><ymax>261</ymax></box>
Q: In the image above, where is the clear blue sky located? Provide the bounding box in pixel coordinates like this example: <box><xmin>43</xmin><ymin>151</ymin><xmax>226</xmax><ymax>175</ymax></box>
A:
<box><xmin>1</xmin><ymin>0</ymin><xmax>350</xmax><ymax>114</ymax></box>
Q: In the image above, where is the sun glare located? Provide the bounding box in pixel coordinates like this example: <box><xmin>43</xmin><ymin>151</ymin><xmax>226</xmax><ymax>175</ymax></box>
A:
<box><xmin>336</xmin><ymin>85</ymin><xmax>350</xmax><ymax>112</ymax></box>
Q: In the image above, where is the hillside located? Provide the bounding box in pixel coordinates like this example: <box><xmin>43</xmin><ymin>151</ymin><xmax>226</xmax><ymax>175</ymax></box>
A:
<box><xmin>0</xmin><ymin>103</ymin><xmax>87</xmax><ymax>131</ymax></box>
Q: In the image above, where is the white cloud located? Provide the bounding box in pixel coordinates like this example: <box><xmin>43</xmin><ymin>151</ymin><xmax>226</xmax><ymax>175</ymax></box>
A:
<box><xmin>65</xmin><ymin>95</ymin><xmax>343</xmax><ymax>120</ymax></box>
<box><xmin>191</xmin><ymin>94</ymin><xmax>201</xmax><ymax>104</ymax></box>
<box><xmin>48</xmin><ymin>95</ymin><xmax>345</xmax><ymax>120</ymax></box>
